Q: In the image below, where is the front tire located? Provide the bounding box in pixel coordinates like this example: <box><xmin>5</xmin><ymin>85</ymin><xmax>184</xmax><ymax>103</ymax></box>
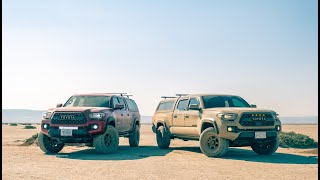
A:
<box><xmin>251</xmin><ymin>137</ymin><xmax>279</xmax><ymax>155</ymax></box>
<box><xmin>199</xmin><ymin>127</ymin><xmax>229</xmax><ymax>157</ymax></box>
<box><xmin>156</xmin><ymin>126</ymin><xmax>171</xmax><ymax>149</ymax></box>
<box><xmin>93</xmin><ymin>125</ymin><xmax>119</xmax><ymax>154</ymax></box>
<box><xmin>38</xmin><ymin>132</ymin><xmax>65</xmax><ymax>153</ymax></box>
<box><xmin>129</xmin><ymin>124</ymin><xmax>140</xmax><ymax>147</ymax></box>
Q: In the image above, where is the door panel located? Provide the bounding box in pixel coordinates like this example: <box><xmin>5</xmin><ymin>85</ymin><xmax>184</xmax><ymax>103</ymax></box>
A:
<box><xmin>118</xmin><ymin>97</ymin><xmax>131</xmax><ymax>132</ymax></box>
<box><xmin>172</xmin><ymin>99</ymin><xmax>188</xmax><ymax>135</ymax></box>
<box><xmin>172</xmin><ymin>110</ymin><xmax>187</xmax><ymax>135</ymax></box>
<box><xmin>123</xmin><ymin>109</ymin><xmax>132</xmax><ymax>132</ymax></box>
<box><xmin>113</xmin><ymin>110</ymin><xmax>124</xmax><ymax>132</ymax></box>
<box><xmin>183</xmin><ymin>97</ymin><xmax>201</xmax><ymax>136</ymax></box>
<box><xmin>172</xmin><ymin>111</ymin><xmax>185</xmax><ymax>127</ymax></box>
<box><xmin>112</xmin><ymin>96</ymin><xmax>125</xmax><ymax>132</ymax></box>
<box><xmin>184</xmin><ymin>110</ymin><xmax>201</xmax><ymax>136</ymax></box>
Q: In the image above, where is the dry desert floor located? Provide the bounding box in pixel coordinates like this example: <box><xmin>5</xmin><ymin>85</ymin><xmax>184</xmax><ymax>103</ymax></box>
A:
<box><xmin>2</xmin><ymin>124</ymin><xmax>318</xmax><ymax>180</ymax></box>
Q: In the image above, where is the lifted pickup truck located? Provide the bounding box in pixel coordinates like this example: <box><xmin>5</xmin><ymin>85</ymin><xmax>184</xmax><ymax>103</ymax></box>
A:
<box><xmin>152</xmin><ymin>94</ymin><xmax>282</xmax><ymax>157</ymax></box>
<box><xmin>39</xmin><ymin>93</ymin><xmax>140</xmax><ymax>154</ymax></box>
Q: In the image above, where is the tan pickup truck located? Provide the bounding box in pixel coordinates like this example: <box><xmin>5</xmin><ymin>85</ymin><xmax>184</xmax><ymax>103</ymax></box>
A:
<box><xmin>152</xmin><ymin>94</ymin><xmax>282</xmax><ymax>157</ymax></box>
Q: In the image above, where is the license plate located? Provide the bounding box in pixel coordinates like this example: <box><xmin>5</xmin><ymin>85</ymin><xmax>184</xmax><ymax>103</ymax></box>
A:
<box><xmin>255</xmin><ymin>131</ymin><xmax>266</xmax><ymax>139</ymax></box>
<box><xmin>61</xmin><ymin>129</ymin><xmax>72</xmax><ymax>136</ymax></box>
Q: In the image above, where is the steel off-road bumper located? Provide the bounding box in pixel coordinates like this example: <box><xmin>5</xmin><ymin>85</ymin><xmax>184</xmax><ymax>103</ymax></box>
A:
<box><xmin>47</xmin><ymin>127</ymin><xmax>93</xmax><ymax>143</ymax></box>
<box><xmin>40</xmin><ymin>120</ymin><xmax>108</xmax><ymax>142</ymax></box>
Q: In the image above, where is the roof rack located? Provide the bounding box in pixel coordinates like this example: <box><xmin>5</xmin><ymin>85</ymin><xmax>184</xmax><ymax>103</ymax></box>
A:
<box><xmin>105</xmin><ymin>93</ymin><xmax>128</xmax><ymax>96</ymax></box>
<box><xmin>161</xmin><ymin>96</ymin><xmax>177</xmax><ymax>99</ymax></box>
<box><xmin>176</xmin><ymin>94</ymin><xmax>189</xmax><ymax>97</ymax></box>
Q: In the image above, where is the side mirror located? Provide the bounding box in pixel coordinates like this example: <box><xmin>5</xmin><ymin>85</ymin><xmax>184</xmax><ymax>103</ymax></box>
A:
<box><xmin>251</xmin><ymin>104</ymin><xmax>257</xmax><ymax>108</ymax></box>
<box><xmin>189</xmin><ymin>104</ymin><xmax>200</xmax><ymax>110</ymax></box>
<box><xmin>56</xmin><ymin>103</ymin><xmax>63</xmax><ymax>108</ymax></box>
<box><xmin>114</xmin><ymin>104</ymin><xmax>124</xmax><ymax>110</ymax></box>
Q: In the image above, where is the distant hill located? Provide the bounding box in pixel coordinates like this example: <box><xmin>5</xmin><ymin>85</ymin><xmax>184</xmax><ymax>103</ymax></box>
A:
<box><xmin>2</xmin><ymin>109</ymin><xmax>153</xmax><ymax>124</ymax></box>
<box><xmin>279</xmin><ymin>116</ymin><xmax>318</xmax><ymax>124</ymax></box>
<box><xmin>1</xmin><ymin>109</ymin><xmax>317</xmax><ymax>124</ymax></box>
<box><xmin>2</xmin><ymin>109</ymin><xmax>45</xmax><ymax>123</ymax></box>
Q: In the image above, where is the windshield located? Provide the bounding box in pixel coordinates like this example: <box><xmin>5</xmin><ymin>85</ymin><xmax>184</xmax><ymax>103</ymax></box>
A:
<box><xmin>202</xmin><ymin>96</ymin><xmax>250</xmax><ymax>108</ymax></box>
<box><xmin>64</xmin><ymin>96</ymin><xmax>111</xmax><ymax>108</ymax></box>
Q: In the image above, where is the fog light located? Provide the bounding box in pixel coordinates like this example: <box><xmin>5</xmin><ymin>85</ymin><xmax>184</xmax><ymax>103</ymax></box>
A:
<box><xmin>276</xmin><ymin>125</ymin><xmax>281</xmax><ymax>131</ymax></box>
<box><xmin>92</xmin><ymin>124</ymin><xmax>98</xmax><ymax>130</ymax></box>
<box><xmin>227</xmin><ymin>127</ymin><xmax>233</xmax><ymax>132</ymax></box>
<box><xmin>43</xmin><ymin>124</ymin><xmax>48</xmax><ymax>129</ymax></box>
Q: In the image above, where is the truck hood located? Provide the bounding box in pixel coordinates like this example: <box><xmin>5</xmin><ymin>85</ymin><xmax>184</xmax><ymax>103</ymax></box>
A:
<box><xmin>202</xmin><ymin>107</ymin><xmax>275</xmax><ymax>114</ymax></box>
<box><xmin>48</xmin><ymin>107</ymin><xmax>113</xmax><ymax>113</ymax></box>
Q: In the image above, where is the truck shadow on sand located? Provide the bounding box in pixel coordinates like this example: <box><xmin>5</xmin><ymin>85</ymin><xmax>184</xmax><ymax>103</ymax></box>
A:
<box><xmin>52</xmin><ymin>146</ymin><xmax>173</xmax><ymax>161</ymax></box>
<box><xmin>51</xmin><ymin>145</ymin><xmax>317</xmax><ymax>164</ymax></box>
<box><xmin>172</xmin><ymin>147</ymin><xmax>318</xmax><ymax>164</ymax></box>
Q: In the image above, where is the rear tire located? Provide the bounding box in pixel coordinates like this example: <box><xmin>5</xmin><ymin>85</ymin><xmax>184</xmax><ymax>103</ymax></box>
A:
<box><xmin>251</xmin><ymin>137</ymin><xmax>279</xmax><ymax>155</ymax></box>
<box><xmin>199</xmin><ymin>127</ymin><xmax>229</xmax><ymax>157</ymax></box>
<box><xmin>93</xmin><ymin>125</ymin><xmax>119</xmax><ymax>154</ymax></box>
<box><xmin>156</xmin><ymin>126</ymin><xmax>171</xmax><ymax>149</ymax></box>
<box><xmin>38</xmin><ymin>132</ymin><xmax>64</xmax><ymax>153</ymax></box>
<box><xmin>129</xmin><ymin>124</ymin><xmax>140</xmax><ymax>147</ymax></box>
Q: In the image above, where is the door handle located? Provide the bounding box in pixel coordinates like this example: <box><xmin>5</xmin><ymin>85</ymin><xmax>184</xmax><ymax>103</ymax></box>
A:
<box><xmin>127</xmin><ymin>114</ymin><xmax>129</xmax><ymax>116</ymax></box>
<box><xmin>185</xmin><ymin>115</ymin><xmax>189</xmax><ymax>118</ymax></box>
<box><xmin>173</xmin><ymin>115</ymin><xmax>177</xmax><ymax>118</ymax></box>
<box><xmin>121</xmin><ymin>114</ymin><xmax>123</xmax><ymax>116</ymax></box>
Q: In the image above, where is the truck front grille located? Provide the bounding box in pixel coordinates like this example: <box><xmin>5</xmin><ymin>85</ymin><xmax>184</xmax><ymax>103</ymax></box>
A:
<box><xmin>239</xmin><ymin>113</ymin><xmax>274</xmax><ymax>126</ymax></box>
<box><xmin>51</xmin><ymin>112</ymin><xmax>87</xmax><ymax>125</ymax></box>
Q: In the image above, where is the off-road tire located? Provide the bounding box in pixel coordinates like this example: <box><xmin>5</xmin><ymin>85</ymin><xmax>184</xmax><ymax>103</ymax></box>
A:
<box><xmin>156</xmin><ymin>126</ymin><xmax>170</xmax><ymax>149</ymax></box>
<box><xmin>38</xmin><ymin>132</ymin><xmax>65</xmax><ymax>153</ymax></box>
<box><xmin>199</xmin><ymin>127</ymin><xmax>229</xmax><ymax>157</ymax></box>
<box><xmin>93</xmin><ymin>125</ymin><xmax>119</xmax><ymax>154</ymax></box>
<box><xmin>251</xmin><ymin>136</ymin><xmax>279</xmax><ymax>155</ymax></box>
<box><xmin>129</xmin><ymin>124</ymin><xmax>140</xmax><ymax>147</ymax></box>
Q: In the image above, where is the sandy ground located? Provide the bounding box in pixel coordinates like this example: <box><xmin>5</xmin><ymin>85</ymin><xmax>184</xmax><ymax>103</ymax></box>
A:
<box><xmin>2</xmin><ymin>124</ymin><xmax>318</xmax><ymax>180</ymax></box>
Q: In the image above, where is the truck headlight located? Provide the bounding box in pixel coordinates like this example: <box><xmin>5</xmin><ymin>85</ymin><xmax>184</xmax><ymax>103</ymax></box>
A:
<box><xmin>42</xmin><ymin>112</ymin><xmax>52</xmax><ymax>120</ymax></box>
<box><xmin>89</xmin><ymin>113</ymin><xmax>105</xmax><ymax>120</ymax></box>
<box><xmin>217</xmin><ymin>113</ymin><xmax>237</xmax><ymax>120</ymax></box>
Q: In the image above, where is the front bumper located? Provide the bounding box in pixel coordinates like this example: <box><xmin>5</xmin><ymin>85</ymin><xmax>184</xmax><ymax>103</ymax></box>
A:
<box><xmin>235</xmin><ymin>131</ymin><xmax>278</xmax><ymax>140</ymax></box>
<box><xmin>47</xmin><ymin>127</ymin><xmax>93</xmax><ymax>143</ymax></box>
<box><xmin>216</xmin><ymin>119</ymin><xmax>281</xmax><ymax>141</ymax></box>
<box><xmin>41</xmin><ymin>119</ymin><xmax>107</xmax><ymax>140</ymax></box>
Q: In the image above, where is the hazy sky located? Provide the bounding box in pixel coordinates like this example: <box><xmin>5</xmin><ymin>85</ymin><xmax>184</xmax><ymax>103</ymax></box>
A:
<box><xmin>2</xmin><ymin>0</ymin><xmax>318</xmax><ymax>116</ymax></box>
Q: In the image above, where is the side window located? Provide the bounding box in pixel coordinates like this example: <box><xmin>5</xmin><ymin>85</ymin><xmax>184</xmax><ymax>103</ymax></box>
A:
<box><xmin>126</xmin><ymin>99</ymin><xmax>138</xmax><ymax>111</ymax></box>
<box><xmin>231</xmin><ymin>99</ymin><xmax>246</xmax><ymax>107</ymax></box>
<box><xmin>188</xmin><ymin>98</ymin><xmax>200</xmax><ymax>109</ymax></box>
<box><xmin>176</xmin><ymin>99</ymin><xmax>188</xmax><ymax>111</ymax></box>
<box><xmin>133</xmin><ymin>101</ymin><xmax>139</xmax><ymax>111</ymax></box>
<box><xmin>118</xmin><ymin>97</ymin><xmax>127</xmax><ymax>110</ymax></box>
<box><xmin>165</xmin><ymin>101</ymin><xmax>174</xmax><ymax>110</ymax></box>
<box><xmin>112</xmin><ymin>97</ymin><xmax>120</xmax><ymax>108</ymax></box>
<box><xmin>157</xmin><ymin>102</ymin><xmax>166</xmax><ymax>111</ymax></box>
